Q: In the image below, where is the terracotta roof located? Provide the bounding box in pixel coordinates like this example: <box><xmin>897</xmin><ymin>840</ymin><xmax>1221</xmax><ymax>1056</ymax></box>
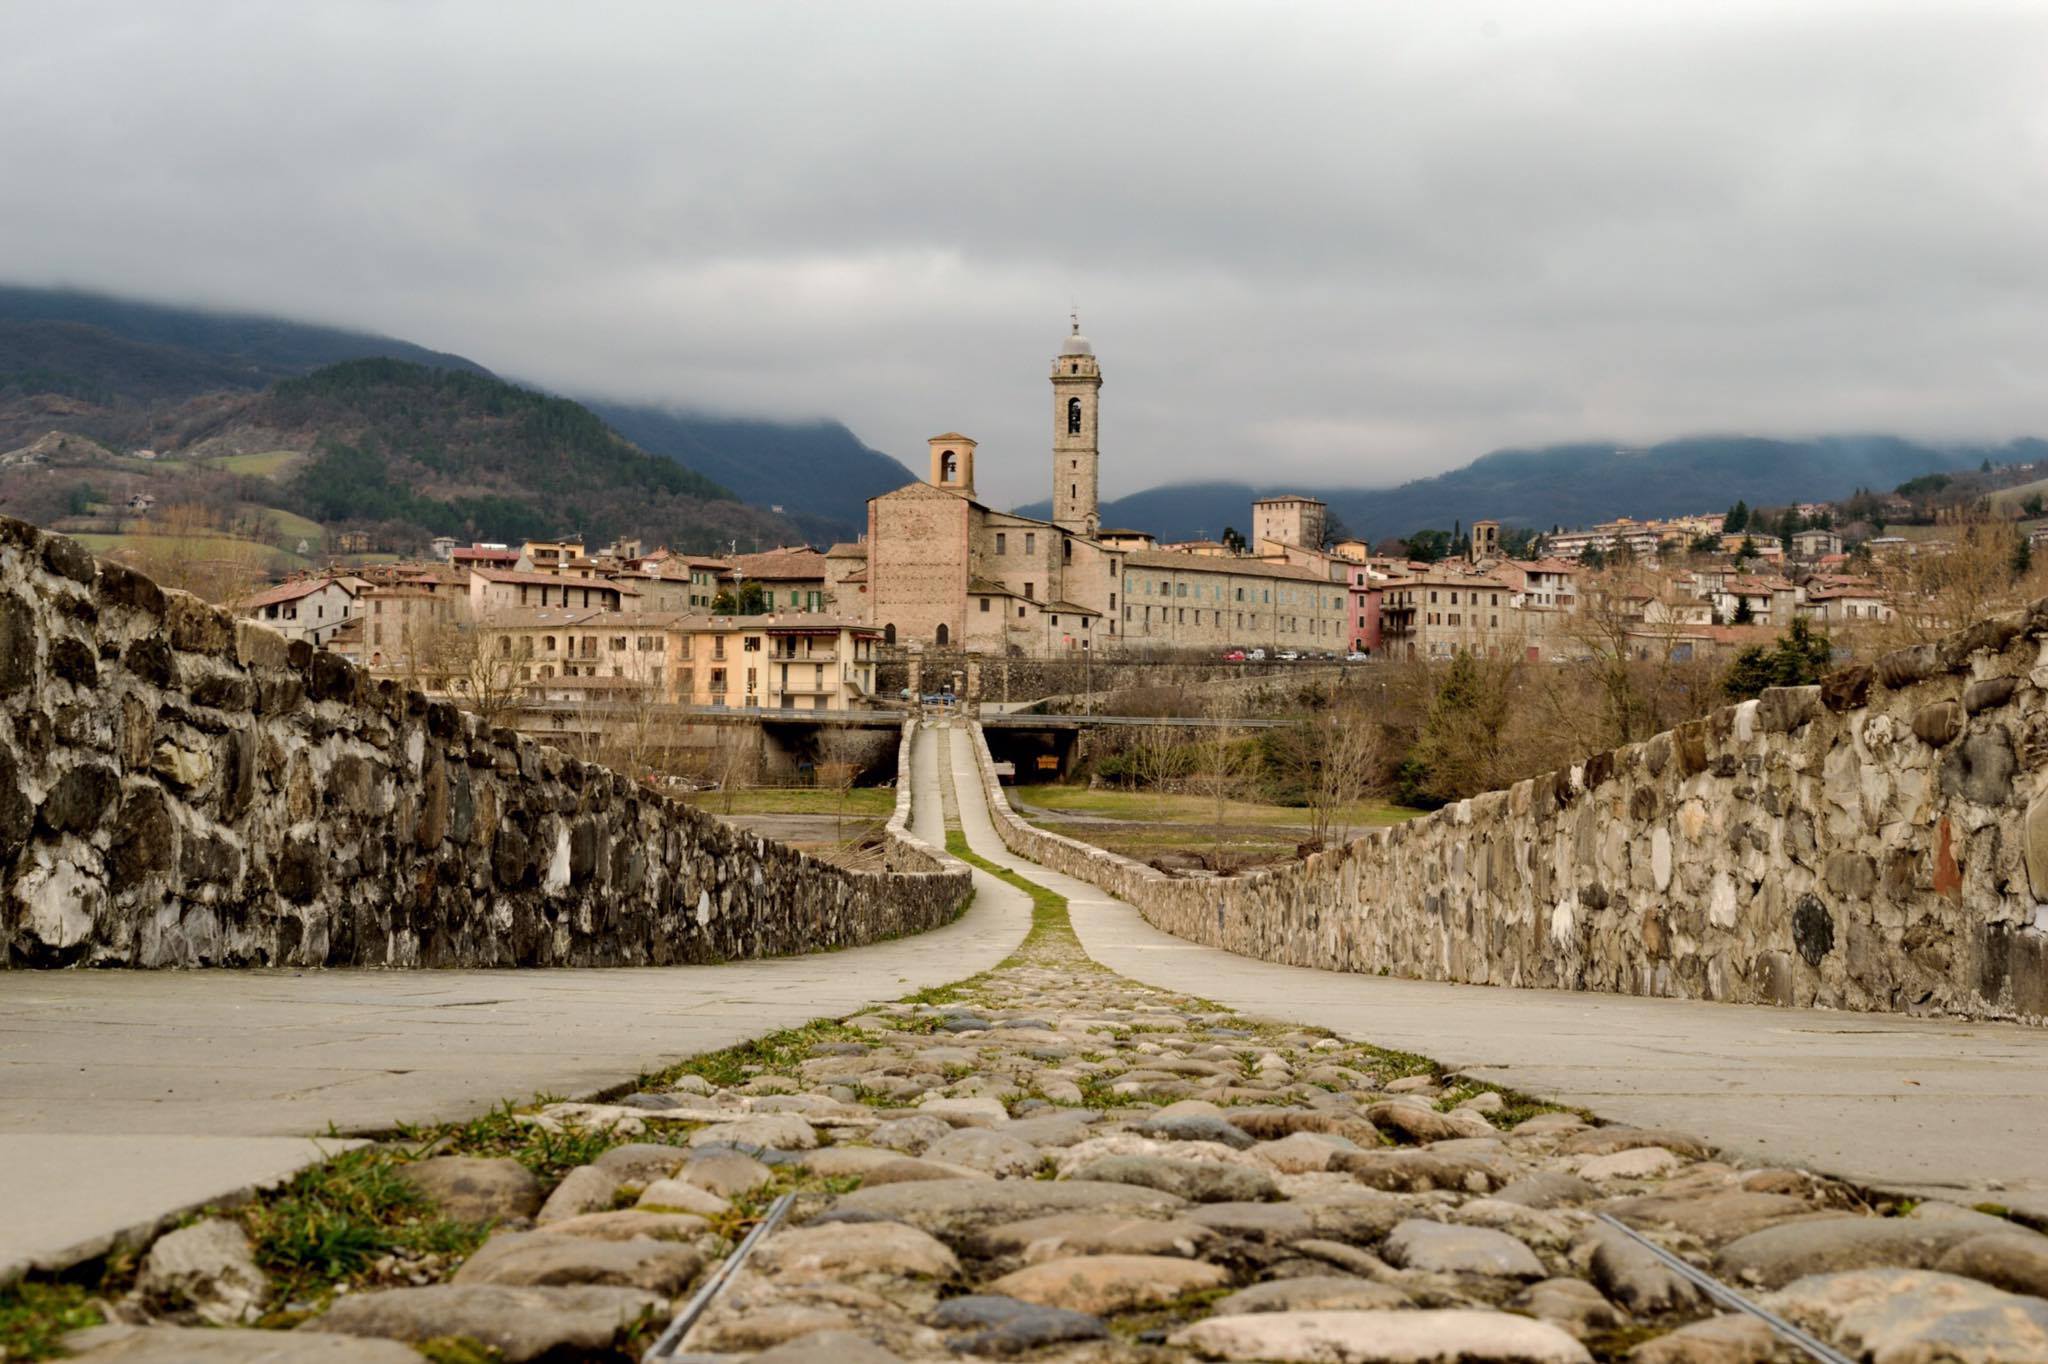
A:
<box><xmin>471</xmin><ymin>568</ymin><xmax>641</xmax><ymax>593</ymax></box>
<box><xmin>242</xmin><ymin>578</ymin><xmax>353</xmax><ymax>610</ymax></box>
<box><xmin>730</xmin><ymin>548</ymin><xmax>827</xmax><ymax>580</ymax></box>
<box><xmin>451</xmin><ymin>547</ymin><xmax>519</xmax><ymax>563</ymax></box>
<box><xmin>968</xmin><ymin>577</ymin><xmax>1023</xmax><ymax>598</ymax></box>
<box><xmin>825</xmin><ymin>542</ymin><xmax>868</xmax><ymax>559</ymax></box>
<box><xmin>1043</xmin><ymin>600</ymin><xmax>1101</xmax><ymax>616</ymax></box>
<box><xmin>1123</xmin><ymin>548</ymin><xmax>1331</xmax><ymax>583</ymax></box>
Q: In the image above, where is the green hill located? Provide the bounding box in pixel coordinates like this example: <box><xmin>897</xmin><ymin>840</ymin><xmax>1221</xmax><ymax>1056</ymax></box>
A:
<box><xmin>260</xmin><ymin>359</ymin><xmax>797</xmax><ymax>550</ymax></box>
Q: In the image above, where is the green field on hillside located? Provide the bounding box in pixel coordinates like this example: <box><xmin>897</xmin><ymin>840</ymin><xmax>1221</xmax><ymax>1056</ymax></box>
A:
<box><xmin>69</xmin><ymin>531</ymin><xmax>309</xmax><ymax>575</ymax></box>
<box><xmin>248</xmin><ymin>505</ymin><xmax>326</xmax><ymax>548</ymax></box>
<box><xmin>208</xmin><ymin>449</ymin><xmax>306</xmax><ymax>478</ymax></box>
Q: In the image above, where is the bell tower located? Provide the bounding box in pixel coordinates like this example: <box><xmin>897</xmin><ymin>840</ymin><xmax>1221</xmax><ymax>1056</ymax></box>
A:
<box><xmin>1050</xmin><ymin>314</ymin><xmax>1101</xmax><ymax>537</ymax></box>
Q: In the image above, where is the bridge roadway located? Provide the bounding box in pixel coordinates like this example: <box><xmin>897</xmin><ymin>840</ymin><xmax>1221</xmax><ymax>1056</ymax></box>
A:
<box><xmin>0</xmin><ymin>725</ymin><xmax>1035</xmax><ymax>1282</ymax></box>
<box><xmin>933</xmin><ymin>721</ymin><xmax>2048</xmax><ymax>1222</ymax></box>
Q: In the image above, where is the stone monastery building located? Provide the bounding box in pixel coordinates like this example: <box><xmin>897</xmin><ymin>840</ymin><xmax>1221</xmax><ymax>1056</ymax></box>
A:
<box><xmin>835</xmin><ymin>324</ymin><xmax>1351</xmax><ymax>656</ymax></box>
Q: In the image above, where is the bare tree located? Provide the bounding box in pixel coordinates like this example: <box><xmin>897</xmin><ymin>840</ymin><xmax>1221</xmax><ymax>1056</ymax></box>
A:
<box><xmin>814</xmin><ymin>728</ymin><xmax>870</xmax><ymax>843</ymax></box>
<box><xmin>710</xmin><ymin>722</ymin><xmax>758</xmax><ymax>815</ymax></box>
<box><xmin>428</xmin><ymin>621</ymin><xmax>527</xmax><ymax>727</ymax></box>
<box><xmin>1187</xmin><ymin>692</ymin><xmax>1254</xmax><ymax>863</ymax></box>
<box><xmin>126</xmin><ymin>503</ymin><xmax>269</xmax><ymax>605</ymax></box>
<box><xmin>1273</xmin><ymin>689</ymin><xmax>1388</xmax><ymax>850</ymax></box>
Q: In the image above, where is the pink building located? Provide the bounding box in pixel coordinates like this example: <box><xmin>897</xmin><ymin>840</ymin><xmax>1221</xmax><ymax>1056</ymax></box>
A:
<box><xmin>1345</xmin><ymin>564</ymin><xmax>1381</xmax><ymax>653</ymax></box>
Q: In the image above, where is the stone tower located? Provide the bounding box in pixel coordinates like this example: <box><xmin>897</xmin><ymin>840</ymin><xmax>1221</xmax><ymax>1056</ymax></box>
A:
<box><xmin>1051</xmin><ymin>317</ymin><xmax>1101</xmax><ymax>537</ymax></box>
<box><xmin>929</xmin><ymin>433</ymin><xmax>977</xmax><ymax>498</ymax></box>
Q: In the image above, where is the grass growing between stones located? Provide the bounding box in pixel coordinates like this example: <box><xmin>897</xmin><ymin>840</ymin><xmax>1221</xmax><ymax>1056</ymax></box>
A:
<box><xmin>634</xmin><ymin>1018</ymin><xmax>874</xmax><ymax>1092</ymax></box>
<box><xmin>397</xmin><ymin>1099</ymin><xmax>658</xmax><ymax>1178</ymax></box>
<box><xmin>239</xmin><ymin>1148</ymin><xmax>485</xmax><ymax>1322</ymax></box>
<box><xmin>0</xmin><ymin>1281</ymin><xmax>105</xmax><ymax>1361</ymax></box>
<box><xmin>943</xmin><ymin>832</ymin><xmax>1077</xmax><ymax>966</ymax></box>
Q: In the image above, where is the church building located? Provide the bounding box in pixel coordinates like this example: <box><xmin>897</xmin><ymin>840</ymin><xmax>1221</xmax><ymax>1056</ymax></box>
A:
<box><xmin>838</xmin><ymin>323</ymin><xmax>1350</xmax><ymax>657</ymax></box>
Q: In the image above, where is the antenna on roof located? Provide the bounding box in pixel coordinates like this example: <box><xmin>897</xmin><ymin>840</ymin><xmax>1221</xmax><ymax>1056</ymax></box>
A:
<box><xmin>1070</xmin><ymin>304</ymin><xmax>1080</xmax><ymax>335</ymax></box>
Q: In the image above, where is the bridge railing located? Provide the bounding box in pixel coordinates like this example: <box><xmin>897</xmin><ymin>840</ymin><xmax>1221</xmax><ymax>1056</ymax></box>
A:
<box><xmin>0</xmin><ymin>517</ymin><xmax>969</xmax><ymax>969</ymax></box>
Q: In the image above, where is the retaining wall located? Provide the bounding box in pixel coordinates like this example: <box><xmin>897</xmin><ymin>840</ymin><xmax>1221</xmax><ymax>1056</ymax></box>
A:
<box><xmin>0</xmin><ymin>517</ymin><xmax>969</xmax><ymax>968</ymax></box>
<box><xmin>971</xmin><ymin>610</ymin><xmax>2048</xmax><ymax>1024</ymax></box>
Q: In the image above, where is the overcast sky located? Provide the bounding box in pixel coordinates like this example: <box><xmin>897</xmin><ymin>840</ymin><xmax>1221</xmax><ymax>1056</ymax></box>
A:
<box><xmin>5</xmin><ymin>1</ymin><xmax>2048</xmax><ymax>509</ymax></box>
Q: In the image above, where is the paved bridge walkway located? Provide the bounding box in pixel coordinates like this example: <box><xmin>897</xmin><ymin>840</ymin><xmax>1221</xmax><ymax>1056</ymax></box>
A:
<box><xmin>932</xmin><ymin>721</ymin><xmax>2048</xmax><ymax>1222</ymax></box>
<box><xmin>0</xmin><ymin>725</ymin><xmax>1033</xmax><ymax>1281</ymax></box>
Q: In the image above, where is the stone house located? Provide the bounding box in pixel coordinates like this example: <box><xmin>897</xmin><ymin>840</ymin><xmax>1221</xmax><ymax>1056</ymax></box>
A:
<box><xmin>1379</xmin><ymin>571</ymin><xmax>1525</xmax><ymax>660</ymax></box>
<box><xmin>238</xmin><ymin>576</ymin><xmax>357</xmax><ymax>647</ymax></box>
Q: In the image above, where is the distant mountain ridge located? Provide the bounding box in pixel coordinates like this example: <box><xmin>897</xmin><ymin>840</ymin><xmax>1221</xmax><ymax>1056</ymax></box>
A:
<box><xmin>584</xmin><ymin>401</ymin><xmax>912</xmax><ymax>545</ymax></box>
<box><xmin>1016</xmin><ymin>435</ymin><xmax>2048</xmax><ymax>542</ymax></box>
<box><xmin>0</xmin><ymin>285</ymin><xmax>910</xmax><ymax>542</ymax></box>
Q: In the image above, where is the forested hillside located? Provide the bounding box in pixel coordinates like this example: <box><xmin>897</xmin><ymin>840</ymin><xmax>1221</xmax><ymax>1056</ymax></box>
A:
<box><xmin>264</xmin><ymin>361</ymin><xmax>798</xmax><ymax>549</ymax></box>
<box><xmin>587</xmin><ymin>401</ymin><xmax>911</xmax><ymax>543</ymax></box>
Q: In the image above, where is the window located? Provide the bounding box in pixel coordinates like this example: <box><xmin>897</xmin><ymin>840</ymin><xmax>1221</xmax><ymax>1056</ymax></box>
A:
<box><xmin>744</xmin><ymin>636</ymin><xmax>761</xmax><ymax>651</ymax></box>
<box><xmin>1024</xmin><ymin>581</ymin><xmax>1035</xmax><ymax>599</ymax></box>
<box><xmin>1176</xmin><ymin>582</ymin><xmax>1187</xmax><ymax>597</ymax></box>
<box><xmin>1235</xmin><ymin>587</ymin><xmax>1244</xmax><ymax>601</ymax></box>
<box><xmin>1450</xmin><ymin>591</ymin><xmax>1459</xmax><ymax>605</ymax></box>
<box><xmin>610</xmin><ymin>637</ymin><xmax>626</xmax><ymax>652</ymax></box>
<box><xmin>980</xmin><ymin>597</ymin><xmax>991</xmax><ymax>613</ymax></box>
<box><xmin>941</xmin><ymin>450</ymin><xmax>959</xmax><ymax>481</ymax></box>
<box><xmin>1062</xmin><ymin>537</ymin><xmax>1072</xmax><ymax>563</ymax></box>
<box><xmin>996</xmin><ymin>532</ymin><xmax>1007</xmax><ymax>555</ymax></box>
<box><xmin>1025</xmin><ymin>532</ymin><xmax>1036</xmax><ymax>554</ymax></box>
<box><xmin>1017</xmin><ymin>606</ymin><xmax>1025</xmax><ymax>618</ymax></box>
<box><xmin>1178</xmin><ymin>608</ymin><xmax>1186</xmax><ymax>623</ymax></box>
<box><xmin>936</xmin><ymin>623</ymin><xmax>949</xmax><ymax>645</ymax></box>
<box><xmin>1067</xmin><ymin>396</ymin><xmax>1082</xmax><ymax>434</ymax></box>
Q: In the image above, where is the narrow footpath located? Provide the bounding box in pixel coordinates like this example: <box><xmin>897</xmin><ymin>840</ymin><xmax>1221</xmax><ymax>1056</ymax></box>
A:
<box><xmin>939</xmin><ymin>724</ymin><xmax>2048</xmax><ymax>1221</ymax></box>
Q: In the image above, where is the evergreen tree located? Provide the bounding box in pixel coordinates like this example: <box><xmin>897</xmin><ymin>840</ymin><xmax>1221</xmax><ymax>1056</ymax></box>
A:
<box><xmin>1723</xmin><ymin>500</ymin><xmax>1750</xmax><ymax>533</ymax></box>
<box><xmin>1722</xmin><ymin>618</ymin><xmax>1834</xmax><ymax>699</ymax></box>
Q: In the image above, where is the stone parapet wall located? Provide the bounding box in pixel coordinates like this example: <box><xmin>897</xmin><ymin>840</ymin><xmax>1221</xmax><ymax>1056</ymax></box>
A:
<box><xmin>970</xmin><ymin>611</ymin><xmax>2048</xmax><ymax>1024</ymax></box>
<box><xmin>0</xmin><ymin>517</ymin><xmax>969</xmax><ymax>968</ymax></box>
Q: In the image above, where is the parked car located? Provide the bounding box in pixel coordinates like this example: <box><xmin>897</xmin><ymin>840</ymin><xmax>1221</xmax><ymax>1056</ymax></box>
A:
<box><xmin>1246</xmin><ymin>648</ymin><xmax>1267</xmax><ymax>661</ymax></box>
<box><xmin>1345</xmin><ymin>650</ymin><xmax>1370</xmax><ymax>662</ymax></box>
<box><xmin>1277</xmin><ymin>649</ymin><xmax>1301</xmax><ymax>661</ymax></box>
<box><xmin>1222</xmin><ymin>649</ymin><xmax>1246</xmax><ymax>662</ymax></box>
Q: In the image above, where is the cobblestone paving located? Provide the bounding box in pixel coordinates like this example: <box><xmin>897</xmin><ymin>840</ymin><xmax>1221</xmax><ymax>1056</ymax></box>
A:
<box><xmin>56</xmin><ymin>862</ymin><xmax>2048</xmax><ymax>1363</ymax></box>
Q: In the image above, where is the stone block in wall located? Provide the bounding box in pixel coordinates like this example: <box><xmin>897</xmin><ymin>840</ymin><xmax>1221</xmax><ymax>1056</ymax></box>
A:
<box><xmin>1912</xmin><ymin>701</ymin><xmax>1964</xmax><ymax>747</ymax></box>
<box><xmin>164</xmin><ymin>590</ymin><xmax>234</xmax><ymax>657</ymax></box>
<box><xmin>1876</xmin><ymin>644</ymin><xmax>1942</xmax><ymax>690</ymax></box>
<box><xmin>1940</xmin><ymin>728</ymin><xmax>2017</xmax><ymax>808</ymax></box>
<box><xmin>1820</xmin><ymin>664</ymin><xmax>1873</xmax><ymax>712</ymax></box>
<box><xmin>1964</xmin><ymin>676</ymin><xmax>2019</xmax><ymax>715</ymax></box>
<box><xmin>1757</xmin><ymin>686</ymin><xmax>1821</xmax><ymax>734</ymax></box>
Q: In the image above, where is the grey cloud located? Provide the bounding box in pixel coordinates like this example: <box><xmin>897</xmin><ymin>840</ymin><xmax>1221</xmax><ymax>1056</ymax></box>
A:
<box><xmin>3</xmin><ymin>0</ymin><xmax>2046</xmax><ymax>511</ymax></box>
